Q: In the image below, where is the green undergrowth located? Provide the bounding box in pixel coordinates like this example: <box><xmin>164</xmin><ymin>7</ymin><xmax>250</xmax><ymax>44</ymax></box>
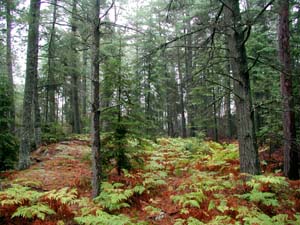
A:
<box><xmin>1</xmin><ymin>137</ymin><xmax>300</xmax><ymax>224</ymax></box>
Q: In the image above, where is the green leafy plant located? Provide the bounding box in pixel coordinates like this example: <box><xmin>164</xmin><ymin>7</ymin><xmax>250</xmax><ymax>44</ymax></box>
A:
<box><xmin>75</xmin><ymin>209</ymin><xmax>132</xmax><ymax>225</ymax></box>
<box><xmin>171</xmin><ymin>189</ymin><xmax>206</xmax><ymax>209</ymax></box>
<box><xmin>11</xmin><ymin>203</ymin><xmax>55</xmax><ymax>220</ymax></box>
<box><xmin>0</xmin><ymin>185</ymin><xmax>78</xmax><ymax>222</ymax></box>
<box><xmin>94</xmin><ymin>182</ymin><xmax>144</xmax><ymax>211</ymax></box>
<box><xmin>237</xmin><ymin>189</ymin><xmax>279</xmax><ymax>206</ymax></box>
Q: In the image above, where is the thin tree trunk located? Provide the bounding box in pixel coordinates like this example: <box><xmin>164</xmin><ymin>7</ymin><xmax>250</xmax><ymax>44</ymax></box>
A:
<box><xmin>184</xmin><ymin>14</ymin><xmax>194</xmax><ymax>137</ymax></box>
<box><xmin>19</xmin><ymin>0</ymin><xmax>41</xmax><ymax>170</ymax></box>
<box><xmin>224</xmin><ymin>0</ymin><xmax>260</xmax><ymax>175</ymax></box>
<box><xmin>82</xmin><ymin>47</ymin><xmax>88</xmax><ymax>117</ymax></box>
<box><xmin>5</xmin><ymin>0</ymin><xmax>15</xmax><ymax>133</ymax></box>
<box><xmin>225</xmin><ymin>43</ymin><xmax>233</xmax><ymax>138</ymax></box>
<box><xmin>278</xmin><ymin>0</ymin><xmax>299</xmax><ymax>180</ymax></box>
<box><xmin>70</xmin><ymin>0</ymin><xmax>81</xmax><ymax>133</ymax></box>
<box><xmin>177</xmin><ymin>48</ymin><xmax>187</xmax><ymax>138</ymax></box>
<box><xmin>34</xmin><ymin>70</ymin><xmax>41</xmax><ymax>147</ymax></box>
<box><xmin>46</xmin><ymin>0</ymin><xmax>58</xmax><ymax>123</ymax></box>
<box><xmin>91</xmin><ymin>0</ymin><xmax>101</xmax><ymax>197</ymax></box>
<box><xmin>212</xmin><ymin>88</ymin><xmax>219</xmax><ymax>142</ymax></box>
<box><xmin>145</xmin><ymin>58</ymin><xmax>152</xmax><ymax>134</ymax></box>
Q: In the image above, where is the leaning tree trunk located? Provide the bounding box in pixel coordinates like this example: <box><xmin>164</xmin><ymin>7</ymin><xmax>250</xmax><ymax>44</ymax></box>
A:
<box><xmin>5</xmin><ymin>0</ymin><xmax>15</xmax><ymax>133</ymax></box>
<box><xmin>224</xmin><ymin>0</ymin><xmax>260</xmax><ymax>175</ymax></box>
<box><xmin>278</xmin><ymin>0</ymin><xmax>299</xmax><ymax>180</ymax></box>
<box><xmin>19</xmin><ymin>0</ymin><xmax>41</xmax><ymax>170</ymax></box>
<box><xmin>91</xmin><ymin>0</ymin><xmax>101</xmax><ymax>197</ymax></box>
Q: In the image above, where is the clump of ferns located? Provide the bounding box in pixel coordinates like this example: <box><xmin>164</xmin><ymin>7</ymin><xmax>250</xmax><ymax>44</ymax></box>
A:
<box><xmin>236</xmin><ymin>175</ymin><xmax>290</xmax><ymax>209</ymax></box>
<box><xmin>171</xmin><ymin>182</ymin><xmax>207</xmax><ymax>215</ymax></box>
<box><xmin>0</xmin><ymin>184</ymin><xmax>78</xmax><ymax>221</ymax></box>
<box><xmin>94</xmin><ymin>182</ymin><xmax>145</xmax><ymax>212</ymax></box>
<box><xmin>75</xmin><ymin>209</ymin><xmax>133</xmax><ymax>225</ymax></box>
<box><xmin>236</xmin><ymin>206</ymin><xmax>300</xmax><ymax>225</ymax></box>
<box><xmin>0</xmin><ymin>184</ymin><xmax>48</xmax><ymax>220</ymax></box>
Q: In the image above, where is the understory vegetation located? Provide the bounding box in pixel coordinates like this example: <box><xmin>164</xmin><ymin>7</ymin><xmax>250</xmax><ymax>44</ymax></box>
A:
<box><xmin>1</xmin><ymin>136</ymin><xmax>300</xmax><ymax>224</ymax></box>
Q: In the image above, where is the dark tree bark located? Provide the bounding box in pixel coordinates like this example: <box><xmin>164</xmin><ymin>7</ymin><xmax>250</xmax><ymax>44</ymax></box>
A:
<box><xmin>45</xmin><ymin>0</ymin><xmax>58</xmax><ymax>123</ymax></box>
<box><xmin>278</xmin><ymin>0</ymin><xmax>299</xmax><ymax>180</ymax></box>
<box><xmin>91</xmin><ymin>0</ymin><xmax>101</xmax><ymax>197</ymax></box>
<box><xmin>224</xmin><ymin>0</ymin><xmax>261</xmax><ymax>175</ymax></box>
<box><xmin>70</xmin><ymin>0</ymin><xmax>81</xmax><ymax>133</ymax></box>
<box><xmin>5</xmin><ymin>0</ymin><xmax>15</xmax><ymax>133</ymax></box>
<box><xmin>19</xmin><ymin>0</ymin><xmax>41</xmax><ymax>170</ymax></box>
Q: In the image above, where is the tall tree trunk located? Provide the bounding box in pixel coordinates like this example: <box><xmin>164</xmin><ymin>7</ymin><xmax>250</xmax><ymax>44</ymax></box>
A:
<box><xmin>278</xmin><ymin>0</ymin><xmax>299</xmax><ymax>180</ymax></box>
<box><xmin>19</xmin><ymin>0</ymin><xmax>41</xmax><ymax>170</ymax></box>
<box><xmin>82</xmin><ymin>47</ymin><xmax>88</xmax><ymax>117</ymax></box>
<box><xmin>34</xmin><ymin>70</ymin><xmax>41</xmax><ymax>147</ymax></box>
<box><xmin>212</xmin><ymin>88</ymin><xmax>219</xmax><ymax>142</ymax></box>
<box><xmin>225</xmin><ymin>43</ymin><xmax>233</xmax><ymax>138</ymax></box>
<box><xmin>70</xmin><ymin>0</ymin><xmax>81</xmax><ymax>133</ymax></box>
<box><xmin>177</xmin><ymin>48</ymin><xmax>187</xmax><ymax>138</ymax></box>
<box><xmin>224</xmin><ymin>0</ymin><xmax>260</xmax><ymax>175</ymax></box>
<box><xmin>46</xmin><ymin>0</ymin><xmax>58</xmax><ymax>123</ymax></box>
<box><xmin>184</xmin><ymin>14</ymin><xmax>195</xmax><ymax>137</ymax></box>
<box><xmin>91</xmin><ymin>0</ymin><xmax>101</xmax><ymax>197</ymax></box>
<box><xmin>5</xmin><ymin>0</ymin><xmax>15</xmax><ymax>133</ymax></box>
<box><xmin>145</xmin><ymin>58</ymin><xmax>152</xmax><ymax>134</ymax></box>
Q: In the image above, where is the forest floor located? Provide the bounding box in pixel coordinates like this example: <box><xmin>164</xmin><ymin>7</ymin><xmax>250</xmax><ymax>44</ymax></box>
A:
<box><xmin>1</xmin><ymin>136</ymin><xmax>300</xmax><ymax>225</ymax></box>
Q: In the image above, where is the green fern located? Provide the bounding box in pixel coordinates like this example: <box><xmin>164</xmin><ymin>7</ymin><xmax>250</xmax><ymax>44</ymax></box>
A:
<box><xmin>75</xmin><ymin>209</ymin><xmax>131</xmax><ymax>225</ymax></box>
<box><xmin>237</xmin><ymin>189</ymin><xmax>279</xmax><ymax>206</ymax></box>
<box><xmin>94</xmin><ymin>182</ymin><xmax>144</xmax><ymax>211</ymax></box>
<box><xmin>45</xmin><ymin>187</ymin><xmax>78</xmax><ymax>205</ymax></box>
<box><xmin>216</xmin><ymin>200</ymin><xmax>229</xmax><ymax>213</ymax></box>
<box><xmin>174</xmin><ymin>217</ymin><xmax>205</xmax><ymax>225</ymax></box>
<box><xmin>132</xmin><ymin>185</ymin><xmax>146</xmax><ymax>195</ymax></box>
<box><xmin>246</xmin><ymin>175</ymin><xmax>289</xmax><ymax>193</ymax></box>
<box><xmin>171</xmin><ymin>190</ymin><xmax>206</xmax><ymax>208</ymax></box>
<box><xmin>11</xmin><ymin>203</ymin><xmax>55</xmax><ymax>220</ymax></box>
<box><xmin>0</xmin><ymin>184</ymin><xmax>42</xmax><ymax>206</ymax></box>
<box><xmin>243</xmin><ymin>212</ymin><xmax>282</xmax><ymax>225</ymax></box>
<box><xmin>207</xmin><ymin>215</ymin><xmax>232</xmax><ymax>225</ymax></box>
<box><xmin>142</xmin><ymin>172</ymin><xmax>167</xmax><ymax>189</ymax></box>
<box><xmin>187</xmin><ymin>217</ymin><xmax>205</xmax><ymax>225</ymax></box>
